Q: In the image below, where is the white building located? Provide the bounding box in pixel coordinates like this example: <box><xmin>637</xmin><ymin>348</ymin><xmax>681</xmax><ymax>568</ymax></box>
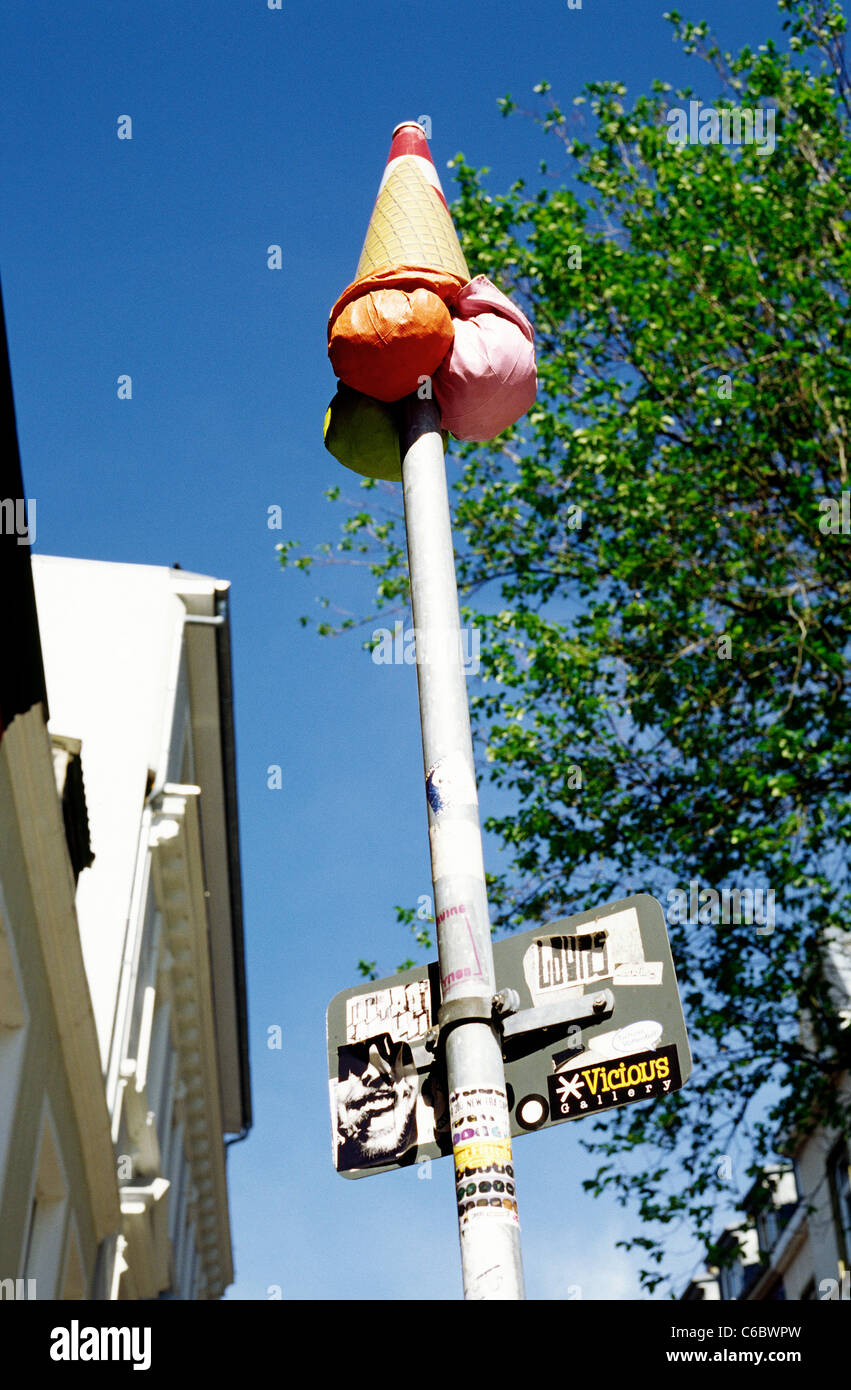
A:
<box><xmin>1</xmin><ymin>289</ymin><xmax>121</xmax><ymax>1301</ymax></box>
<box><xmin>681</xmin><ymin>934</ymin><xmax>851</xmax><ymax>1302</ymax></box>
<box><xmin>0</xmin><ymin>554</ymin><xmax>120</xmax><ymax>1302</ymax></box>
<box><xmin>29</xmin><ymin>556</ymin><xmax>252</xmax><ymax>1300</ymax></box>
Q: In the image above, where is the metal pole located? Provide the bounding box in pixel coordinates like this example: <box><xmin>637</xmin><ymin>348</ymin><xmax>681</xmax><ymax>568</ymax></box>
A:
<box><xmin>400</xmin><ymin>392</ymin><xmax>526</xmax><ymax>1301</ymax></box>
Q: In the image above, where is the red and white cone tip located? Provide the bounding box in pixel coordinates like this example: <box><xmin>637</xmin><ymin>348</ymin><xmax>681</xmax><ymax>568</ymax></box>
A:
<box><xmin>378</xmin><ymin>121</ymin><xmax>449</xmax><ymax>209</ymax></box>
<box><xmin>351</xmin><ymin>119</ymin><xmax>470</xmax><ymax>283</ymax></box>
<box><xmin>389</xmin><ymin>122</ymin><xmax>433</xmax><ymax>159</ymax></box>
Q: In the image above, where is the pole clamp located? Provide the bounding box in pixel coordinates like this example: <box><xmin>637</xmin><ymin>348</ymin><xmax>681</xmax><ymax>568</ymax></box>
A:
<box><xmin>499</xmin><ymin>988</ymin><xmax>615</xmax><ymax>1062</ymax></box>
<box><xmin>424</xmin><ymin>989</ymin><xmax>615</xmax><ymax>1057</ymax></box>
<box><xmin>424</xmin><ymin>995</ymin><xmax>498</xmax><ymax>1053</ymax></box>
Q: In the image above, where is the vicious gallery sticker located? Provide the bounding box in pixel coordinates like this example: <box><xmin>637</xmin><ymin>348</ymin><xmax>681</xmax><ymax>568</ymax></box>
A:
<box><xmin>547</xmin><ymin>1044</ymin><xmax>683</xmax><ymax>1119</ymax></box>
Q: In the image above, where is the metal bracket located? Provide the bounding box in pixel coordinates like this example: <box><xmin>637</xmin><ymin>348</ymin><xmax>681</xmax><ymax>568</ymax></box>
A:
<box><xmin>498</xmin><ymin>988</ymin><xmax>615</xmax><ymax>1061</ymax></box>
<box><xmin>501</xmin><ymin>988</ymin><xmax>614</xmax><ymax>1040</ymax></box>
<box><xmin>424</xmin><ymin>995</ymin><xmax>502</xmax><ymax>1054</ymax></box>
<box><xmin>423</xmin><ymin>988</ymin><xmax>614</xmax><ymax>1062</ymax></box>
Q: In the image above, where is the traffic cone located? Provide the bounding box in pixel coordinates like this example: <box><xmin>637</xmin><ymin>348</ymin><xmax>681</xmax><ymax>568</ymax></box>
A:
<box><xmin>323</xmin><ymin>121</ymin><xmax>537</xmax><ymax>475</ymax></box>
<box><xmin>354</xmin><ymin>122</ymin><xmax>470</xmax><ymax>285</ymax></box>
<box><xmin>328</xmin><ymin>124</ymin><xmax>472</xmax><ymax>403</ymax></box>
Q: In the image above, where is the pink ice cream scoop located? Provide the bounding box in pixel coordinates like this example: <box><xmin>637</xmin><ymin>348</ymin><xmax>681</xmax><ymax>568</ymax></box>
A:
<box><xmin>432</xmin><ymin>276</ymin><xmax>537</xmax><ymax>442</ymax></box>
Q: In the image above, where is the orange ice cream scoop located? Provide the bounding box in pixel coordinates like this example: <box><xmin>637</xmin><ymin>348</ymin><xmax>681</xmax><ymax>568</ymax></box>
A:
<box><xmin>326</xmin><ymin>123</ymin><xmax>470</xmax><ymax>404</ymax></box>
<box><xmin>329</xmin><ymin>284</ymin><xmax>454</xmax><ymax>403</ymax></box>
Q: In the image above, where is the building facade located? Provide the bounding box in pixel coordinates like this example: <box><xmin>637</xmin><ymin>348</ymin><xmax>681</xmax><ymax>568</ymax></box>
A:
<box><xmin>1</xmin><ymin>276</ymin><xmax>251</xmax><ymax>1301</ymax></box>
<box><xmin>31</xmin><ymin>556</ymin><xmax>252</xmax><ymax>1300</ymax></box>
<box><xmin>681</xmin><ymin>937</ymin><xmax>851</xmax><ymax>1302</ymax></box>
<box><xmin>0</xmin><ymin>283</ymin><xmax>119</xmax><ymax>1300</ymax></box>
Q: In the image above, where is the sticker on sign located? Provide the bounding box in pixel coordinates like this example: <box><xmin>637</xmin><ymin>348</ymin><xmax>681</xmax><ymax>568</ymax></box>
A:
<box><xmin>326</xmin><ymin>896</ymin><xmax>691</xmax><ymax>1176</ymax></box>
<box><xmin>548</xmin><ymin>1045</ymin><xmax>682</xmax><ymax>1119</ymax></box>
<box><xmin>502</xmin><ymin>896</ymin><xmax>690</xmax><ymax>1135</ymax></box>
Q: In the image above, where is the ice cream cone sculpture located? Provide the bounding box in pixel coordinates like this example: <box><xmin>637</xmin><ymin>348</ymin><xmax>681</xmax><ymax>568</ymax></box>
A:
<box><xmin>355</xmin><ymin>121</ymin><xmax>471</xmax><ymax>285</ymax></box>
<box><xmin>324</xmin><ymin>122</ymin><xmax>538</xmax><ymax>478</ymax></box>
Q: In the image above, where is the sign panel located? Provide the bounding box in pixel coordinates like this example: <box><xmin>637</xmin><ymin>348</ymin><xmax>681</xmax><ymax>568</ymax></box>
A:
<box><xmin>327</xmin><ymin>895</ymin><xmax>692</xmax><ymax>1177</ymax></box>
<box><xmin>327</xmin><ymin>960</ymin><xmax>452</xmax><ymax>1179</ymax></box>
<box><xmin>503</xmin><ymin>896</ymin><xmax>692</xmax><ymax>1134</ymax></box>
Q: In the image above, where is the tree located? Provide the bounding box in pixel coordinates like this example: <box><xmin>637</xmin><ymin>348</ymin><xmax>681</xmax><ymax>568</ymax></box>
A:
<box><xmin>281</xmin><ymin>0</ymin><xmax>851</xmax><ymax>1291</ymax></box>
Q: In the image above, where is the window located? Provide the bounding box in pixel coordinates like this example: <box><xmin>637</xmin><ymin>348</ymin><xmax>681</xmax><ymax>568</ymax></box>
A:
<box><xmin>0</xmin><ymin>890</ymin><xmax>28</xmax><ymax>1181</ymax></box>
<box><xmin>719</xmin><ymin>1260</ymin><xmax>745</xmax><ymax>1301</ymax></box>
<box><xmin>756</xmin><ymin>1207</ymin><xmax>781</xmax><ymax>1254</ymax></box>
<box><xmin>750</xmin><ymin>1168</ymin><xmax>797</xmax><ymax>1255</ymax></box>
<box><xmin>22</xmin><ymin>1110</ymin><xmax>68</xmax><ymax>1300</ymax></box>
<box><xmin>828</xmin><ymin>1143</ymin><xmax>851</xmax><ymax>1266</ymax></box>
<box><xmin>764</xmin><ymin>1276</ymin><xmax>786</xmax><ymax>1300</ymax></box>
<box><xmin>61</xmin><ymin>1222</ymin><xmax>85</xmax><ymax>1300</ymax></box>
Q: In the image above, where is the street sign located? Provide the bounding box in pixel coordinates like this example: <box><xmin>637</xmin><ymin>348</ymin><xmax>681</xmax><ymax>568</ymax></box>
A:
<box><xmin>327</xmin><ymin>961</ymin><xmax>452</xmax><ymax>1179</ymax></box>
<box><xmin>497</xmin><ymin>893</ymin><xmax>692</xmax><ymax>1135</ymax></box>
<box><xmin>327</xmin><ymin>894</ymin><xmax>691</xmax><ymax>1178</ymax></box>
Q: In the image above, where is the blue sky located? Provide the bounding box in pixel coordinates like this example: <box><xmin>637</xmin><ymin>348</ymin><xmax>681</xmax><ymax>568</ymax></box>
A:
<box><xmin>3</xmin><ymin>0</ymin><xmax>788</xmax><ymax>1300</ymax></box>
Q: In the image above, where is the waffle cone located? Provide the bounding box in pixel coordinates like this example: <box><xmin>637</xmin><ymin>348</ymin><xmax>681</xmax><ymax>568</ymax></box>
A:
<box><xmin>356</xmin><ymin>160</ymin><xmax>470</xmax><ymax>283</ymax></box>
